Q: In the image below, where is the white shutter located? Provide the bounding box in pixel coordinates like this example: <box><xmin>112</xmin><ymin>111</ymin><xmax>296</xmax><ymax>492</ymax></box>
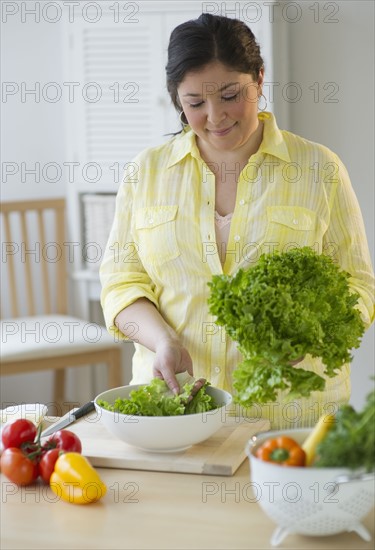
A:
<box><xmin>82</xmin><ymin>23</ymin><xmax>164</xmax><ymax>165</ymax></box>
<box><xmin>64</xmin><ymin>12</ymin><xmax>168</xmax><ymax>180</ymax></box>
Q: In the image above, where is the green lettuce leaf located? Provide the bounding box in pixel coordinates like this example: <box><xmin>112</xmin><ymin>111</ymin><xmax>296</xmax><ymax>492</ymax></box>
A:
<box><xmin>314</xmin><ymin>383</ymin><xmax>375</xmax><ymax>471</ymax></box>
<box><xmin>97</xmin><ymin>373</ymin><xmax>217</xmax><ymax>416</ymax></box>
<box><xmin>208</xmin><ymin>247</ymin><xmax>365</xmax><ymax>405</ymax></box>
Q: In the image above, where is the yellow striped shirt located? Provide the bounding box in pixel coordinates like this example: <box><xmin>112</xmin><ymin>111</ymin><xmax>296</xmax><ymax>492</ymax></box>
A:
<box><xmin>100</xmin><ymin>111</ymin><xmax>374</xmax><ymax>429</ymax></box>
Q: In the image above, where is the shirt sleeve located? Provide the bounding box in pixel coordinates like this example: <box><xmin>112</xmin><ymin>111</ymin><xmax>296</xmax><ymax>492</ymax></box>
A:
<box><xmin>324</xmin><ymin>154</ymin><xmax>375</xmax><ymax>327</ymax></box>
<box><xmin>99</xmin><ymin>160</ymin><xmax>159</xmax><ymax>341</ymax></box>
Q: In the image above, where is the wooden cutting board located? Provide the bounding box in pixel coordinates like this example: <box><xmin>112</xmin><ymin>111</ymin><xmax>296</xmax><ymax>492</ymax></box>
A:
<box><xmin>54</xmin><ymin>415</ymin><xmax>270</xmax><ymax>476</ymax></box>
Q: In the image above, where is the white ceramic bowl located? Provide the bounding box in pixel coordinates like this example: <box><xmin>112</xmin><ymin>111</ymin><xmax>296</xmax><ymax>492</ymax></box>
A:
<box><xmin>94</xmin><ymin>384</ymin><xmax>232</xmax><ymax>453</ymax></box>
<box><xmin>247</xmin><ymin>428</ymin><xmax>375</xmax><ymax>547</ymax></box>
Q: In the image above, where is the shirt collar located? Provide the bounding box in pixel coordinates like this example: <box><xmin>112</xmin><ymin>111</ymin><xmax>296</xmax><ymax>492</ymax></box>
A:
<box><xmin>166</xmin><ymin>111</ymin><xmax>290</xmax><ymax>168</ymax></box>
<box><xmin>166</xmin><ymin>128</ymin><xmax>200</xmax><ymax>168</ymax></box>
<box><xmin>257</xmin><ymin>111</ymin><xmax>291</xmax><ymax>163</ymax></box>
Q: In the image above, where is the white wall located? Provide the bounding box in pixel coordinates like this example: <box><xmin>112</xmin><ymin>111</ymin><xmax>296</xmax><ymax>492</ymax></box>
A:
<box><xmin>1</xmin><ymin>14</ymin><xmax>67</xmax><ymax>408</ymax></box>
<box><xmin>1</xmin><ymin>1</ymin><xmax>374</xmax><ymax>410</ymax></box>
<box><xmin>1</xmin><ymin>15</ymin><xmax>66</xmax><ymax>200</ymax></box>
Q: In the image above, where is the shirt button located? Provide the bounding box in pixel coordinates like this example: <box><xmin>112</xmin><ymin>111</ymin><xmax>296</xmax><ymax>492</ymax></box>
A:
<box><xmin>234</xmin><ymin>235</ymin><xmax>240</xmax><ymax>242</ymax></box>
<box><xmin>292</xmin><ymin>219</ymin><xmax>299</xmax><ymax>225</ymax></box>
<box><xmin>239</xmin><ymin>199</ymin><xmax>245</xmax><ymax>206</ymax></box>
<box><xmin>214</xmin><ymin>366</ymin><xmax>221</xmax><ymax>374</ymax></box>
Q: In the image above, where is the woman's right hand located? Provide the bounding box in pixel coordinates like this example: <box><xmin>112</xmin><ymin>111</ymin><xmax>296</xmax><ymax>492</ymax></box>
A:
<box><xmin>152</xmin><ymin>337</ymin><xmax>193</xmax><ymax>395</ymax></box>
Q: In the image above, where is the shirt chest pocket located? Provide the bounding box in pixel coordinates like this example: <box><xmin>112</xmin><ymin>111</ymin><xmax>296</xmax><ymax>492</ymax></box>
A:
<box><xmin>264</xmin><ymin>206</ymin><xmax>318</xmax><ymax>249</ymax></box>
<box><xmin>134</xmin><ymin>205</ymin><xmax>180</xmax><ymax>265</ymax></box>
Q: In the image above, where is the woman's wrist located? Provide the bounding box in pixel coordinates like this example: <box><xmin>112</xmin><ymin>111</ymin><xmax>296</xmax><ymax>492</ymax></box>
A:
<box><xmin>155</xmin><ymin>332</ymin><xmax>181</xmax><ymax>351</ymax></box>
<box><xmin>114</xmin><ymin>299</ymin><xmax>180</xmax><ymax>353</ymax></box>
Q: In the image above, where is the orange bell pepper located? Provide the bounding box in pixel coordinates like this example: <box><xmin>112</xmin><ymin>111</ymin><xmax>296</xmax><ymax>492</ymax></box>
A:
<box><xmin>256</xmin><ymin>436</ymin><xmax>306</xmax><ymax>466</ymax></box>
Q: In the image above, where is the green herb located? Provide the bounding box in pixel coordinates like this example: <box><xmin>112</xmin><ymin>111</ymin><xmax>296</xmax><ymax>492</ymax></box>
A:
<box><xmin>208</xmin><ymin>247</ymin><xmax>365</xmax><ymax>405</ymax></box>
<box><xmin>314</xmin><ymin>384</ymin><xmax>375</xmax><ymax>471</ymax></box>
<box><xmin>97</xmin><ymin>373</ymin><xmax>217</xmax><ymax>416</ymax></box>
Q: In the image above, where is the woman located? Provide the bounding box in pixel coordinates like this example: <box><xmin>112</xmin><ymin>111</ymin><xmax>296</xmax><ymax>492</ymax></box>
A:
<box><xmin>100</xmin><ymin>14</ymin><xmax>374</xmax><ymax>428</ymax></box>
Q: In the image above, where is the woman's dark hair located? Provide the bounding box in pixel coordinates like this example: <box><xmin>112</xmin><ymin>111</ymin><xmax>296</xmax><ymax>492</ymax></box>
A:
<box><xmin>166</xmin><ymin>13</ymin><xmax>264</xmax><ymax>124</ymax></box>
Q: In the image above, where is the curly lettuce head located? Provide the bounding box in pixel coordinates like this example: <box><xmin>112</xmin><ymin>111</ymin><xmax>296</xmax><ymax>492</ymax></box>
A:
<box><xmin>208</xmin><ymin>247</ymin><xmax>365</xmax><ymax>405</ymax></box>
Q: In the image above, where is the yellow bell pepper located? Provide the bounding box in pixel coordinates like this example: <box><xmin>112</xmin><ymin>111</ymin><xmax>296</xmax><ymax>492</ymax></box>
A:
<box><xmin>50</xmin><ymin>452</ymin><xmax>107</xmax><ymax>504</ymax></box>
<box><xmin>302</xmin><ymin>413</ymin><xmax>335</xmax><ymax>466</ymax></box>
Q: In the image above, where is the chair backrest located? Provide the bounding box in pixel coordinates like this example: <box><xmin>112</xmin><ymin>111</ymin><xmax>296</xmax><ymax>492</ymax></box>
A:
<box><xmin>1</xmin><ymin>198</ymin><xmax>67</xmax><ymax>318</ymax></box>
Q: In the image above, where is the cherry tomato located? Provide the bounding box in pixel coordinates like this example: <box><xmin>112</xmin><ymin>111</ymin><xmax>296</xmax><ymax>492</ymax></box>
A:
<box><xmin>1</xmin><ymin>419</ymin><xmax>37</xmax><ymax>450</ymax></box>
<box><xmin>47</xmin><ymin>430</ymin><xmax>82</xmax><ymax>453</ymax></box>
<box><xmin>39</xmin><ymin>449</ymin><xmax>61</xmax><ymax>483</ymax></box>
<box><xmin>0</xmin><ymin>448</ymin><xmax>39</xmax><ymax>486</ymax></box>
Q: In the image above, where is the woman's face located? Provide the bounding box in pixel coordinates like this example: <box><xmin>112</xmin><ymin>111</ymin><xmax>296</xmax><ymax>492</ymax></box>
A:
<box><xmin>177</xmin><ymin>61</ymin><xmax>264</xmax><ymax>157</ymax></box>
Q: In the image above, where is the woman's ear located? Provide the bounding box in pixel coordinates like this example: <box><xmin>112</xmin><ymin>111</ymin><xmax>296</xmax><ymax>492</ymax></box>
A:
<box><xmin>175</xmin><ymin>93</ymin><xmax>183</xmax><ymax>112</ymax></box>
<box><xmin>257</xmin><ymin>66</ymin><xmax>265</xmax><ymax>88</ymax></box>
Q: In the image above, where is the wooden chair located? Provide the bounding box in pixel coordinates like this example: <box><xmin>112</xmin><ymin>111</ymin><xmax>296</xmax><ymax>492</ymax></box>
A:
<box><xmin>0</xmin><ymin>198</ymin><xmax>122</xmax><ymax>404</ymax></box>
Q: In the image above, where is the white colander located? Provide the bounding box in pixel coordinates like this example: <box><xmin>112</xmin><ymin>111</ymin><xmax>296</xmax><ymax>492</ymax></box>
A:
<box><xmin>247</xmin><ymin>428</ymin><xmax>375</xmax><ymax>547</ymax></box>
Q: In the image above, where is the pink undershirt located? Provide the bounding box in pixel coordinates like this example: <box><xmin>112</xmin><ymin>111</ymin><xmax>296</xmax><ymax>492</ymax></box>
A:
<box><xmin>214</xmin><ymin>210</ymin><xmax>233</xmax><ymax>265</ymax></box>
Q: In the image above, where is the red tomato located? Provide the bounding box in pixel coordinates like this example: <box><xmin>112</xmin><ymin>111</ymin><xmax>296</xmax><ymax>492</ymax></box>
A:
<box><xmin>39</xmin><ymin>449</ymin><xmax>61</xmax><ymax>483</ymax></box>
<box><xmin>1</xmin><ymin>419</ymin><xmax>37</xmax><ymax>450</ymax></box>
<box><xmin>47</xmin><ymin>430</ymin><xmax>82</xmax><ymax>453</ymax></box>
<box><xmin>0</xmin><ymin>448</ymin><xmax>39</xmax><ymax>486</ymax></box>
